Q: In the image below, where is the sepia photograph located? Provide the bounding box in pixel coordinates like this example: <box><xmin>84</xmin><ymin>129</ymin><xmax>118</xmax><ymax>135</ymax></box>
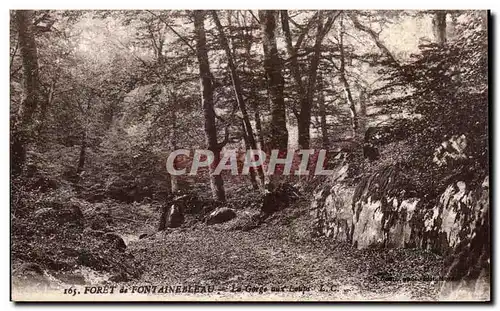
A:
<box><xmin>9</xmin><ymin>8</ymin><xmax>490</xmax><ymax>302</ymax></box>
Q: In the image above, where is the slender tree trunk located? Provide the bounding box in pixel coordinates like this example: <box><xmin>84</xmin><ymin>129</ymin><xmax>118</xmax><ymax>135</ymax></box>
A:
<box><xmin>338</xmin><ymin>18</ymin><xmax>358</xmax><ymax>136</ymax></box>
<box><xmin>433</xmin><ymin>11</ymin><xmax>447</xmax><ymax>46</ymax></box>
<box><xmin>281</xmin><ymin>10</ymin><xmax>336</xmax><ymax>149</ymax></box>
<box><xmin>358</xmin><ymin>89</ymin><xmax>368</xmax><ymax>139</ymax></box>
<box><xmin>253</xmin><ymin>103</ymin><xmax>265</xmax><ymax>149</ymax></box>
<box><xmin>259</xmin><ymin>10</ymin><xmax>288</xmax><ymax>150</ymax></box>
<box><xmin>169</xmin><ymin>88</ymin><xmax>179</xmax><ymax>194</ymax></box>
<box><xmin>12</xmin><ymin>10</ymin><xmax>40</xmax><ymax>176</ymax></box>
<box><xmin>239</xmin><ymin>119</ymin><xmax>259</xmax><ymax>189</ymax></box>
<box><xmin>281</xmin><ymin>10</ymin><xmax>308</xmax><ymax>148</ymax></box>
<box><xmin>193</xmin><ymin>10</ymin><xmax>226</xmax><ymax>202</ymax></box>
<box><xmin>211</xmin><ymin>11</ymin><xmax>264</xmax><ymax>186</ymax></box>
<box><xmin>239</xmin><ymin>13</ymin><xmax>265</xmax><ymax>149</ymax></box>
<box><xmin>338</xmin><ymin>17</ymin><xmax>363</xmax><ymax>176</ymax></box>
<box><xmin>76</xmin><ymin>96</ymin><xmax>92</xmax><ymax>178</ymax></box>
<box><xmin>76</xmin><ymin>130</ymin><xmax>86</xmax><ymax>175</ymax></box>
<box><xmin>317</xmin><ymin>75</ymin><xmax>329</xmax><ymax>149</ymax></box>
<box><xmin>298</xmin><ymin>12</ymin><xmax>325</xmax><ymax>149</ymax></box>
<box><xmin>37</xmin><ymin>79</ymin><xmax>56</xmax><ymax>139</ymax></box>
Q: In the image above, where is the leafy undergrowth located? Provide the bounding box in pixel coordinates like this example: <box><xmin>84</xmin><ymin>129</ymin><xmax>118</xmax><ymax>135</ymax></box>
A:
<box><xmin>11</xmin><ymin>185</ymin><xmax>145</xmax><ymax>291</ymax></box>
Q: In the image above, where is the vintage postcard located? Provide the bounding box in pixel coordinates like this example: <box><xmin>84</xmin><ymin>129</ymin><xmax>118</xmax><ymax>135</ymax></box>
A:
<box><xmin>10</xmin><ymin>9</ymin><xmax>490</xmax><ymax>302</ymax></box>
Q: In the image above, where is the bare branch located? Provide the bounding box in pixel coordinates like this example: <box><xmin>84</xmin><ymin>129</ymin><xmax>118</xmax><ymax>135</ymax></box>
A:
<box><xmin>10</xmin><ymin>65</ymin><xmax>22</xmax><ymax>78</ymax></box>
<box><xmin>294</xmin><ymin>11</ymin><xmax>319</xmax><ymax>50</ymax></box>
<box><xmin>146</xmin><ymin>10</ymin><xmax>197</xmax><ymax>54</ymax></box>
<box><xmin>349</xmin><ymin>13</ymin><xmax>400</xmax><ymax>68</ymax></box>
<box><xmin>280</xmin><ymin>10</ymin><xmax>305</xmax><ymax>93</ymax></box>
<box><xmin>248</xmin><ymin>10</ymin><xmax>260</xmax><ymax>24</ymax></box>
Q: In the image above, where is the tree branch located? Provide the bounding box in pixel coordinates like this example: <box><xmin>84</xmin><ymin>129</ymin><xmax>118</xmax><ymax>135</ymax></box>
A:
<box><xmin>146</xmin><ymin>10</ymin><xmax>197</xmax><ymax>54</ymax></box>
<box><xmin>349</xmin><ymin>13</ymin><xmax>400</xmax><ymax>68</ymax></box>
<box><xmin>248</xmin><ymin>10</ymin><xmax>260</xmax><ymax>24</ymax></box>
<box><xmin>294</xmin><ymin>11</ymin><xmax>319</xmax><ymax>50</ymax></box>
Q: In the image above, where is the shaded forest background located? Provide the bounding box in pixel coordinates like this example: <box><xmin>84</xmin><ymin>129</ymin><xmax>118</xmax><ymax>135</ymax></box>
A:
<box><xmin>10</xmin><ymin>10</ymin><xmax>487</xmax><ymax>201</ymax></box>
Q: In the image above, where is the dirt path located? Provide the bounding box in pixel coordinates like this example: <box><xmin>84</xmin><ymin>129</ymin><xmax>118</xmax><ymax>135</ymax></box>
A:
<box><xmin>127</xmin><ymin>207</ymin><xmax>443</xmax><ymax>301</ymax></box>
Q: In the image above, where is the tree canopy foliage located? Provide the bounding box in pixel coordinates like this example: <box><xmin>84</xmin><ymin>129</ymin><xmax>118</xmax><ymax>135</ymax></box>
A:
<box><xmin>10</xmin><ymin>10</ymin><xmax>488</xmax><ymax>203</ymax></box>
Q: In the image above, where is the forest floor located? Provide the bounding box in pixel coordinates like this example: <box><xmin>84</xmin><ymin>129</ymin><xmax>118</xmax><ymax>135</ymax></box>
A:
<box><xmin>121</xmin><ymin>197</ymin><xmax>444</xmax><ymax>301</ymax></box>
<box><xmin>12</xmin><ymin>191</ymin><xmax>445</xmax><ymax>302</ymax></box>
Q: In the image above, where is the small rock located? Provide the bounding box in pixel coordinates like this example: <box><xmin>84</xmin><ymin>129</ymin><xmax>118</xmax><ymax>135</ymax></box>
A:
<box><xmin>139</xmin><ymin>233</ymin><xmax>148</xmax><ymax>239</ymax></box>
<box><xmin>167</xmin><ymin>204</ymin><xmax>184</xmax><ymax>228</ymax></box>
<box><xmin>206</xmin><ymin>207</ymin><xmax>237</xmax><ymax>225</ymax></box>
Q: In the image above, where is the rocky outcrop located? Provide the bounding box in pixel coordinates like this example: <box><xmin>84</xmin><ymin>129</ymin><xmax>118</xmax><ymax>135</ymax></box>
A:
<box><xmin>425</xmin><ymin>177</ymin><xmax>489</xmax><ymax>253</ymax></box>
<box><xmin>311</xmin><ymin>183</ymin><xmax>354</xmax><ymax>242</ymax></box>
<box><xmin>312</xmin><ymin>166</ymin><xmax>489</xmax><ymax>256</ymax></box>
<box><xmin>311</xmin><ymin>164</ymin><xmax>490</xmax><ymax>299</ymax></box>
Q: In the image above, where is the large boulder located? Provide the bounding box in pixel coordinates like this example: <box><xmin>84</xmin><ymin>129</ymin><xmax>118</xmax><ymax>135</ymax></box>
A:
<box><xmin>313</xmin><ymin>164</ymin><xmax>489</xmax><ymax>253</ymax></box>
<box><xmin>311</xmin><ymin>161</ymin><xmax>353</xmax><ymax>241</ymax></box>
<box><xmin>439</xmin><ymin>187</ymin><xmax>490</xmax><ymax>300</ymax></box>
<box><xmin>423</xmin><ymin>177</ymin><xmax>489</xmax><ymax>254</ymax></box>
<box><xmin>206</xmin><ymin>208</ymin><xmax>237</xmax><ymax>225</ymax></box>
<box><xmin>311</xmin><ymin>185</ymin><xmax>354</xmax><ymax>241</ymax></box>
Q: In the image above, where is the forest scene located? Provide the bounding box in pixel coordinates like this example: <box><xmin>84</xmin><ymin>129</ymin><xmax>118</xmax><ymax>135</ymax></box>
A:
<box><xmin>10</xmin><ymin>9</ymin><xmax>489</xmax><ymax>301</ymax></box>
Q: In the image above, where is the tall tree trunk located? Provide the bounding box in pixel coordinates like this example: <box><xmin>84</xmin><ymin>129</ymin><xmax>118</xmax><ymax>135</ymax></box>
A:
<box><xmin>433</xmin><ymin>11</ymin><xmax>447</xmax><ymax>45</ymax></box>
<box><xmin>240</xmin><ymin>119</ymin><xmax>259</xmax><ymax>189</ymax></box>
<box><xmin>281</xmin><ymin>10</ymin><xmax>336</xmax><ymax>149</ymax></box>
<box><xmin>211</xmin><ymin>11</ymin><xmax>264</xmax><ymax>186</ymax></box>
<box><xmin>193</xmin><ymin>10</ymin><xmax>226</xmax><ymax>202</ymax></box>
<box><xmin>239</xmin><ymin>13</ymin><xmax>265</xmax><ymax>149</ymax></box>
<box><xmin>358</xmin><ymin>89</ymin><xmax>368</xmax><ymax>139</ymax></box>
<box><xmin>259</xmin><ymin>10</ymin><xmax>288</xmax><ymax>150</ymax></box>
<box><xmin>168</xmin><ymin>88</ymin><xmax>179</xmax><ymax>194</ymax></box>
<box><xmin>338</xmin><ymin>16</ymin><xmax>363</xmax><ymax>176</ymax></box>
<box><xmin>76</xmin><ymin>96</ymin><xmax>92</xmax><ymax>178</ymax></box>
<box><xmin>317</xmin><ymin>75</ymin><xmax>329</xmax><ymax>149</ymax></box>
<box><xmin>299</xmin><ymin>11</ymin><xmax>326</xmax><ymax>149</ymax></box>
<box><xmin>12</xmin><ymin>10</ymin><xmax>40</xmax><ymax>176</ymax></box>
<box><xmin>252</xmin><ymin>98</ymin><xmax>265</xmax><ymax>149</ymax></box>
<box><xmin>338</xmin><ymin>17</ymin><xmax>358</xmax><ymax>136</ymax></box>
<box><xmin>36</xmin><ymin>79</ymin><xmax>56</xmax><ymax>139</ymax></box>
<box><xmin>281</xmin><ymin>10</ymin><xmax>308</xmax><ymax>149</ymax></box>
